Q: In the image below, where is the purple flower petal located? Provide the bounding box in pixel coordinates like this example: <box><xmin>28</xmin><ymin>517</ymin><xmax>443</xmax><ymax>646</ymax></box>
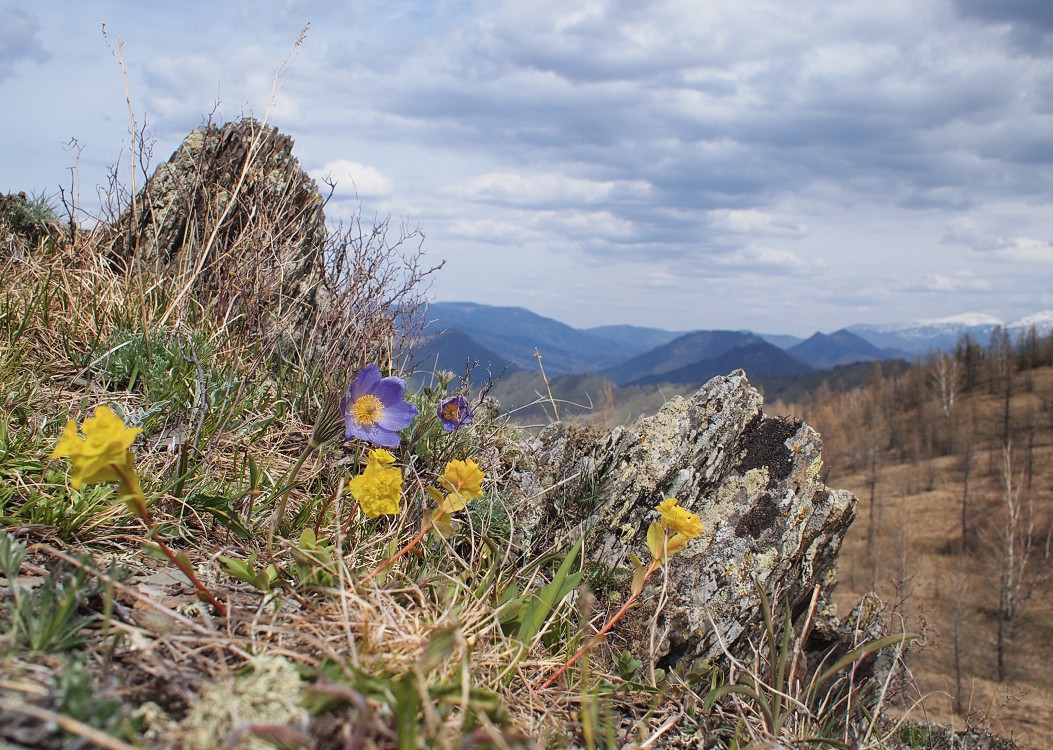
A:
<box><xmin>340</xmin><ymin>364</ymin><xmax>419</xmax><ymax>447</ymax></box>
<box><xmin>349</xmin><ymin>364</ymin><xmax>382</xmax><ymax>401</ymax></box>
<box><xmin>362</xmin><ymin>424</ymin><xmax>400</xmax><ymax>448</ymax></box>
<box><xmin>370</xmin><ymin>376</ymin><xmax>407</xmax><ymax>405</ymax></box>
<box><xmin>378</xmin><ymin>399</ymin><xmax>418</xmax><ymax>431</ymax></box>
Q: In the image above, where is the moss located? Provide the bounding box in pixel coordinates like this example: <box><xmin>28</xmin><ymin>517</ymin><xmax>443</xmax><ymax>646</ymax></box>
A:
<box><xmin>736</xmin><ymin>415</ymin><xmax>800</xmax><ymax>486</ymax></box>
<box><xmin>180</xmin><ymin>656</ymin><xmax>306</xmax><ymax>750</ymax></box>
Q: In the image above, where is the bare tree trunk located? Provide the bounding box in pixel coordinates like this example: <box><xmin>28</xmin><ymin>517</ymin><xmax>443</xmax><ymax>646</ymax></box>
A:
<box><xmin>867</xmin><ymin>447</ymin><xmax>879</xmax><ymax>591</ymax></box>
<box><xmin>952</xmin><ymin>552</ymin><xmax>966</xmax><ymax>712</ymax></box>
<box><xmin>959</xmin><ymin>432</ymin><xmax>972</xmax><ymax>546</ymax></box>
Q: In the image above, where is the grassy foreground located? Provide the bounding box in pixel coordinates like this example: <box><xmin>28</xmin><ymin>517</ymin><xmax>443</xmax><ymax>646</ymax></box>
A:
<box><xmin>0</xmin><ymin>192</ymin><xmax>941</xmax><ymax>749</ymax></box>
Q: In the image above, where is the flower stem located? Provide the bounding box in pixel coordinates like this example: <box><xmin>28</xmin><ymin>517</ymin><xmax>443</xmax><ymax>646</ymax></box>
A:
<box><xmin>112</xmin><ymin>462</ymin><xmax>228</xmax><ymax>618</ymax></box>
<box><xmin>272</xmin><ymin>439</ymin><xmax>321</xmax><ymax>527</ymax></box>
<box><xmin>537</xmin><ymin>558</ymin><xmax>661</xmax><ymax>691</ymax></box>
<box><xmin>146</xmin><ymin>526</ymin><xmax>228</xmax><ymax>617</ymax></box>
<box><xmin>360</xmin><ymin>507</ymin><xmax>446</xmax><ymax>586</ymax></box>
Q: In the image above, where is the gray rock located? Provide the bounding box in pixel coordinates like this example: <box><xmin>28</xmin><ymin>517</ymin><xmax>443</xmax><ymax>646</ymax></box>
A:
<box><xmin>110</xmin><ymin>118</ymin><xmax>330</xmax><ymax>357</ymax></box>
<box><xmin>508</xmin><ymin>370</ymin><xmax>858</xmax><ymax>670</ymax></box>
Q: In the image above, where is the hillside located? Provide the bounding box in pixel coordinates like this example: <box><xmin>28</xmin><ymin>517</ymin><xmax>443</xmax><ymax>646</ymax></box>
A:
<box><xmin>407</xmin><ymin>327</ymin><xmax>519</xmax><ymax>381</ymax></box>
<box><xmin>787</xmin><ymin>343</ymin><xmax>1053</xmax><ymax>748</ymax></box>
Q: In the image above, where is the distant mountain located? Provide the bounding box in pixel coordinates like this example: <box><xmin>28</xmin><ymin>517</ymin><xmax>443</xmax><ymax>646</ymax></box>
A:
<box><xmin>409</xmin><ymin>328</ymin><xmax>518</xmax><ymax>380</ymax></box>
<box><xmin>788</xmin><ymin>329</ymin><xmax>896</xmax><ymax>369</ymax></box>
<box><xmin>758</xmin><ymin>332</ymin><xmax>805</xmax><ymax>350</ymax></box>
<box><xmin>847</xmin><ymin>314</ymin><xmax>1001</xmax><ymax>355</ymax></box>
<box><xmin>422</xmin><ymin>302</ymin><xmax>646</xmax><ymax>374</ymax></box>
<box><xmin>602</xmin><ymin>330</ymin><xmax>812</xmax><ymax>386</ymax></box>
<box><xmin>1008</xmin><ymin>310</ymin><xmax>1053</xmax><ymax>336</ymax></box>
<box><xmin>631</xmin><ymin>340</ymin><xmax>813</xmax><ymax>386</ymax></box>
<box><xmin>413</xmin><ymin>303</ymin><xmax>1053</xmax><ymax>387</ymax></box>
<box><xmin>583</xmin><ymin>324</ymin><xmax>686</xmax><ymax>353</ymax></box>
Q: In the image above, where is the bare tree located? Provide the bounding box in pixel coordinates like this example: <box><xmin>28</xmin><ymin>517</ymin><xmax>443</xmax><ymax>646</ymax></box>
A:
<box><xmin>989</xmin><ymin>444</ymin><xmax>1047</xmax><ymax>682</ymax></box>
<box><xmin>928</xmin><ymin>351</ymin><xmax>960</xmax><ymax>419</ymax></box>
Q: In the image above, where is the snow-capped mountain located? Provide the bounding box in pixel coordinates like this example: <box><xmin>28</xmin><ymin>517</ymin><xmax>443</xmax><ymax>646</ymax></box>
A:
<box><xmin>1007</xmin><ymin>310</ymin><xmax>1053</xmax><ymax>335</ymax></box>
<box><xmin>847</xmin><ymin>311</ymin><xmax>1053</xmax><ymax>355</ymax></box>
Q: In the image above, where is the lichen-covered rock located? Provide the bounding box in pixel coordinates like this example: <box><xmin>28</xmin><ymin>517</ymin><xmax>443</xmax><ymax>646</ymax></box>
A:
<box><xmin>508</xmin><ymin>370</ymin><xmax>859</xmax><ymax>672</ymax></box>
<box><xmin>110</xmin><ymin>118</ymin><xmax>331</xmax><ymax>356</ymax></box>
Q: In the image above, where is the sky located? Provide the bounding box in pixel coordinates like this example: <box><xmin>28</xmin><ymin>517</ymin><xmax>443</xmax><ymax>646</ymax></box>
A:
<box><xmin>3</xmin><ymin>0</ymin><xmax>1053</xmax><ymax>337</ymax></box>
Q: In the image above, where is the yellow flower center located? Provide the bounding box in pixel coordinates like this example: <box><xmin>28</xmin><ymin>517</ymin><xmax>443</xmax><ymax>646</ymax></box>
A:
<box><xmin>442</xmin><ymin>401</ymin><xmax>463</xmax><ymax>422</ymax></box>
<box><xmin>353</xmin><ymin>394</ymin><xmax>384</xmax><ymax>426</ymax></box>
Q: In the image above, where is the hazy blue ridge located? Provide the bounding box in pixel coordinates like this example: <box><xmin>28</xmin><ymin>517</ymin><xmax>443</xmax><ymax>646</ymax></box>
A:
<box><xmin>601</xmin><ymin>330</ymin><xmax>783</xmax><ymax>386</ymax></box>
<box><xmin>582</xmin><ymin>324</ymin><xmax>686</xmax><ymax>352</ymax></box>
<box><xmin>846</xmin><ymin>319</ymin><xmax>1000</xmax><ymax>355</ymax></box>
<box><xmin>422</xmin><ymin>301</ymin><xmax>653</xmax><ymax>374</ymax></box>
<box><xmin>407</xmin><ymin>328</ymin><xmax>519</xmax><ymax>387</ymax></box>
<box><xmin>787</xmin><ymin>329</ymin><xmax>897</xmax><ymax>368</ymax></box>
<box><xmin>411</xmin><ymin>302</ymin><xmax>1053</xmax><ymax>388</ymax></box>
<box><xmin>757</xmin><ymin>332</ymin><xmax>805</xmax><ymax>350</ymax></box>
<box><xmin>623</xmin><ymin>340</ymin><xmax>813</xmax><ymax>386</ymax></box>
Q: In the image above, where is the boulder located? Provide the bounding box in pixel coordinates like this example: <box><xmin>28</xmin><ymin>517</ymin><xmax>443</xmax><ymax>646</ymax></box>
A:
<box><xmin>110</xmin><ymin>118</ymin><xmax>331</xmax><ymax>353</ymax></box>
<box><xmin>508</xmin><ymin>370</ymin><xmax>862</xmax><ymax>671</ymax></box>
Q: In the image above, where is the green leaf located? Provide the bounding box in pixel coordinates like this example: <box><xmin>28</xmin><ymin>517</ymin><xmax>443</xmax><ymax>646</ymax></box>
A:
<box><xmin>391</xmin><ymin>674</ymin><xmax>420</xmax><ymax>750</ymax></box>
<box><xmin>516</xmin><ymin>533</ymin><xmax>584</xmax><ymax>644</ymax></box>
<box><xmin>420</xmin><ymin>623</ymin><xmax>460</xmax><ymax>675</ymax></box>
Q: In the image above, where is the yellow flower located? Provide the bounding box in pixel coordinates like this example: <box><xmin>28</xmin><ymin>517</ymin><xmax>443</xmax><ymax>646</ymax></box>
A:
<box><xmin>349</xmin><ymin>454</ymin><xmax>403</xmax><ymax>518</ymax></box>
<box><xmin>367</xmin><ymin>448</ymin><xmax>396</xmax><ymax>465</ymax></box>
<box><xmin>656</xmin><ymin>498</ymin><xmax>702</xmax><ymax>538</ymax></box>
<box><xmin>438</xmin><ymin>458</ymin><xmax>485</xmax><ymax>504</ymax></box>
<box><xmin>51</xmin><ymin>406</ymin><xmax>142</xmax><ymax>489</ymax></box>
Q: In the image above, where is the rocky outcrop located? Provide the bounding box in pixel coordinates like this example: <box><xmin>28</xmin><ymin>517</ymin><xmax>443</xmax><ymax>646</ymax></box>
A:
<box><xmin>508</xmin><ymin>370</ymin><xmax>864</xmax><ymax>671</ymax></box>
<box><xmin>110</xmin><ymin>118</ymin><xmax>331</xmax><ymax>353</ymax></box>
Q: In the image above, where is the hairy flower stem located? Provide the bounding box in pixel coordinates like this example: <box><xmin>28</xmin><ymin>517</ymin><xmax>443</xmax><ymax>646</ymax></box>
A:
<box><xmin>360</xmin><ymin>507</ymin><xmax>448</xmax><ymax>586</ymax></box>
<box><xmin>267</xmin><ymin>437</ymin><xmax>323</xmax><ymax>553</ymax></box>
<box><xmin>112</xmin><ymin>462</ymin><xmax>228</xmax><ymax>617</ymax></box>
<box><xmin>538</xmin><ymin>558</ymin><xmax>661</xmax><ymax>690</ymax></box>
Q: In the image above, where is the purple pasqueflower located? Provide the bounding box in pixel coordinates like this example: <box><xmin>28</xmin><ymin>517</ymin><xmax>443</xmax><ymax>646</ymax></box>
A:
<box><xmin>340</xmin><ymin>364</ymin><xmax>418</xmax><ymax>447</ymax></box>
<box><xmin>437</xmin><ymin>396</ymin><xmax>474</xmax><ymax>432</ymax></box>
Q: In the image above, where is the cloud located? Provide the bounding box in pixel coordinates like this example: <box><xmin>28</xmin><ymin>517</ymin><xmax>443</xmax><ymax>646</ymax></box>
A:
<box><xmin>9</xmin><ymin>1</ymin><xmax>1053</xmax><ymax>333</ymax></box>
<box><xmin>711</xmin><ymin>245</ymin><xmax>813</xmax><ymax>275</ymax></box>
<box><xmin>942</xmin><ymin>218</ymin><xmax>1053</xmax><ymax>261</ymax></box>
<box><xmin>312</xmin><ymin>159</ymin><xmax>394</xmax><ymax>198</ymax></box>
<box><xmin>903</xmin><ymin>271</ymin><xmax>994</xmax><ymax>293</ymax></box>
<box><xmin>447</xmin><ymin>171</ymin><xmax>650</xmax><ymax>209</ymax></box>
<box><xmin>0</xmin><ymin>9</ymin><xmax>49</xmax><ymax>83</ymax></box>
<box><xmin>707</xmin><ymin>209</ymin><xmax>806</xmax><ymax>238</ymax></box>
<box><xmin>952</xmin><ymin>0</ymin><xmax>1053</xmax><ymax>51</ymax></box>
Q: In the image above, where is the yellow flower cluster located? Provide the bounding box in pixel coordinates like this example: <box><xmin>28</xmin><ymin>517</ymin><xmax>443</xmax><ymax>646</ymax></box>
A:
<box><xmin>647</xmin><ymin>497</ymin><xmax>703</xmax><ymax>562</ymax></box>
<box><xmin>349</xmin><ymin>449</ymin><xmax>403</xmax><ymax>518</ymax></box>
<box><xmin>51</xmin><ymin>406</ymin><xmax>142</xmax><ymax>491</ymax></box>
<box><xmin>435</xmin><ymin>458</ymin><xmax>485</xmax><ymax>511</ymax></box>
<box><xmin>427</xmin><ymin>458</ymin><xmax>486</xmax><ymax>538</ymax></box>
<box><xmin>657</xmin><ymin>497</ymin><xmax>703</xmax><ymax>537</ymax></box>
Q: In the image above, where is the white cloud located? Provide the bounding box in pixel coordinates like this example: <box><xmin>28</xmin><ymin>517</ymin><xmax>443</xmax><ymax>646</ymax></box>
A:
<box><xmin>908</xmin><ymin>272</ymin><xmax>994</xmax><ymax>293</ymax></box>
<box><xmin>448</xmin><ymin>171</ymin><xmax>639</xmax><ymax>207</ymax></box>
<box><xmin>312</xmin><ymin>159</ymin><xmax>394</xmax><ymax>198</ymax></box>
<box><xmin>707</xmin><ymin>209</ymin><xmax>806</xmax><ymax>237</ymax></box>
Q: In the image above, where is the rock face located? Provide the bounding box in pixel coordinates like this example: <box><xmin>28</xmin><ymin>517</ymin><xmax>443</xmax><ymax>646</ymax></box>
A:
<box><xmin>510</xmin><ymin>370</ymin><xmax>860</xmax><ymax>671</ymax></box>
<box><xmin>111</xmin><ymin>118</ymin><xmax>330</xmax><ymax>352</ymax></box>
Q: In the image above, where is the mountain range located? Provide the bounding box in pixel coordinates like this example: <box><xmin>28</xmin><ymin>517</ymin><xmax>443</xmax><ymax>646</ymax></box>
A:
<box><xmin>410</xmin><ymin>302</ymin><xmax>1053</xmax><ymax>387</ymax></box>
